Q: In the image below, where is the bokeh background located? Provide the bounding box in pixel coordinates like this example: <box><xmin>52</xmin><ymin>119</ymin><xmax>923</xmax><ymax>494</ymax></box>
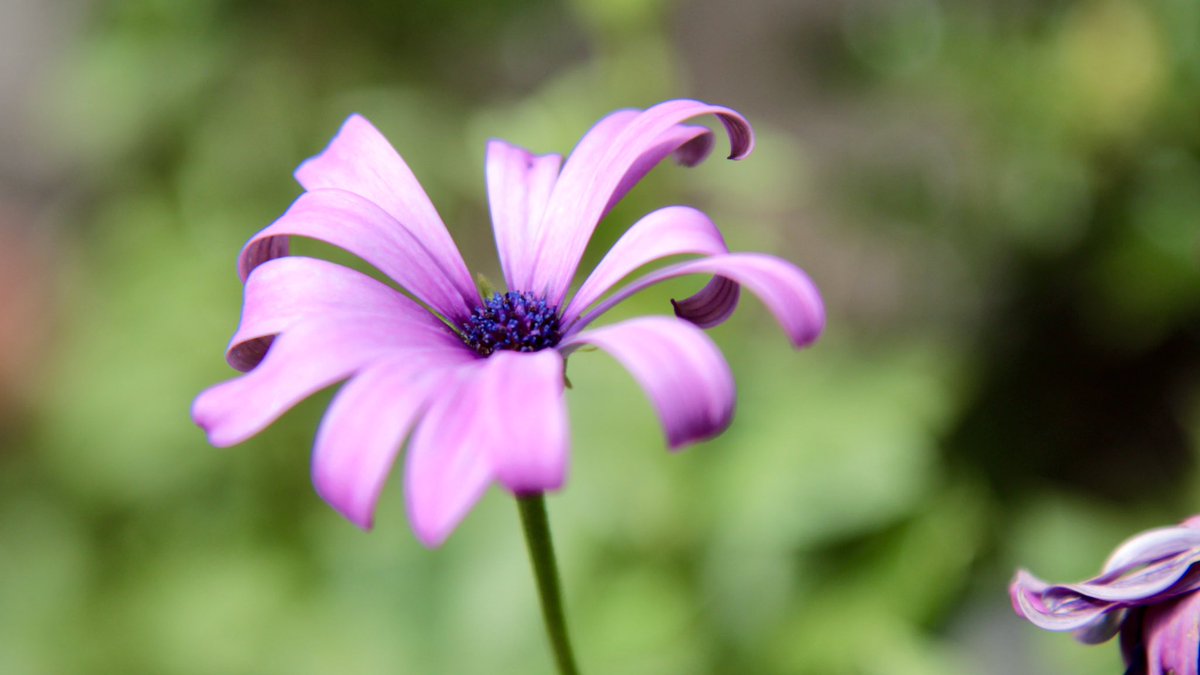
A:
<box><xmin>2</xmin><ymin>0</ymin><xmax>1199</xmax><ymax>673</ymax></box>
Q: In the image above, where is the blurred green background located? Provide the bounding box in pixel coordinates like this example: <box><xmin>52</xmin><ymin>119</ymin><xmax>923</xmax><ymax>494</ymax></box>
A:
<box><xmin>2</xmin><ymin>0</ymin><xmax>1198</xmax><ymax>673</ymax></box>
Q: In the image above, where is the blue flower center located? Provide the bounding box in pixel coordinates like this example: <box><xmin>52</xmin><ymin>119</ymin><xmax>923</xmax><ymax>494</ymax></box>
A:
<box><xmin>461</xmin><ymin>291</ymin><xmax>563</xmax><ymax>356</ymax></box>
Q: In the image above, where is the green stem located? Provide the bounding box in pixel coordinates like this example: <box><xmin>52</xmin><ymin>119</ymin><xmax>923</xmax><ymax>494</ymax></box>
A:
<box><xmin>517</xmin><ymin>493</ymin><xmax>581</xmax><ymax>675</ymax></box>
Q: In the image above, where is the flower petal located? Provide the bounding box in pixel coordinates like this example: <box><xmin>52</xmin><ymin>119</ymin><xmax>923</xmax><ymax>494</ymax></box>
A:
<box><xmin>670</xmin><ymin>275</ymin><xmax>741</xmax><ymax>328</ymax></box>
<box><xmin>561</xmin><ymin>316</ymin><xmax>734</xmax><ymax>449</ymax></box>
<box><xmin>1010</xmin><ymin>569</ymin><xmax>1117</xmax><ymax>632</ymax></box>
<box><xmin>239</xmin><ymin>189</ymin><xmax>479</xmax><ymax>323</ymax></box>
<box><xmin>1049</xmin><ymin>550</ymin><xmax>1200</xmax><ymax>604</ymax></box>
<box><xmin>404</xmin><ymin>363</ymin><xmax>493</xmax><ymax>548</ymax></box>
<box><xmin>1120</xmin><ymin>609</ymin><xmax>1148</xmax><ymax>671</ymax></box>
<box><xmin>1144</xmin><ymin>590</ymin><xmax>1200</xmax><ymax>675</ymax></box>
<box><xmin>530</xmin><ymin>100</ymin><xmax>754</xmax><ymax>304</ymax></box>
<box><xmin>524</xmin><ymin>108</ymin><xmax>710</xmax><ymax>236</ymax></box>
<box><xmin>600</xmin><ymin>123</ymin><xmax>714</xmax><ymax>222</ymax></box>
<box><xmin>228</xmin><ymin>256</ymin><xmax>454</xmax><ymax>371</ymax></box>
<box><xmin>479</xmin><ymin>350</ymin><xmax>569</xmax><ymax>493</ymax></box>
<box><xmin>1103</xmin><ymin>525</ymin><xmax>1200</xmax><ymax>573</ymax></box>
<box><xmin>404</xmin><ymin>351</ymin><xmax>570</xmax><ymax>547</ymax></box>
<box><xmin>486</xmin><ymin>140</ymin><xmax>563</xmax><ymax>291</ymax></box>
<box><xmin>193</xmin><ymin>315</ymin><xmax>460</xmax><ymax>447</ymax></box>
<box><xmin>563</xmin><ymin>205</ymin><xmax>730</xmax><ymax>324</ymax></box>
<box><xmin>1073</xmin><ymin>608</ymin><xmax>1125</xmax><ymax>645</ymax></box>
<box><xmin>569</xmin><ymin>253</ymin><xmax>824</xmax><ymax>349</ymax></box>
<box><xmin>290</xmin><ymin>114</ymin><xmax>475</xmax><ymax>303</ymax></box>
<box><xmin>312</xmin><ymin>354</ymin><xmax>475</xmax><ymax>530</ymax></box>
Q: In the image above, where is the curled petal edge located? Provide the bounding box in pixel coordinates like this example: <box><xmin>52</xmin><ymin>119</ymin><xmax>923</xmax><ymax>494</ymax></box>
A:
<box><xmin>567</xmin><ymin>252</ymin><xmax>824</xmax><ymax>349</ymax></box>
<box><xmin>564</xmin><ymin>205</ymin><xmax>731</xmax><ymax>324</ymax></box>
<box><xmin>226</xmin><ymin>256</ymin><xmax>451</xmax><ymax>372</ymax></box>
<box><xmin>530</xmin><ymin>99</ymin><xmax>755</xmax><ymax>305</ymax></box>
<box><xmin>239</xmin><ymin>189</ymin><xmax>479</xmax><ymax>324</ymax></box>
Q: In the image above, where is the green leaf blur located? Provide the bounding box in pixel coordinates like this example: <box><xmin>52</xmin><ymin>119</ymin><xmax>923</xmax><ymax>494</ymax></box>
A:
<box><xmin>2</xmin><ymin>0</ymin><xmax>1198</xmax><ymax>673</ymax></box>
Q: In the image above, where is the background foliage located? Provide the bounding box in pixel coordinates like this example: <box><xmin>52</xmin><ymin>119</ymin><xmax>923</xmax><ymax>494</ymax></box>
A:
<box><xmin>2</xmin><ymin>0</ymin><xmax>1198</xmax><ymax>673</ymax></box>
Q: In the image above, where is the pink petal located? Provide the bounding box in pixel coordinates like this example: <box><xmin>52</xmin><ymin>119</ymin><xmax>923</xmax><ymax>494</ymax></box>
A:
<box><xmin>227</xmin><ymin>256</ymin><xmax>455</xmax><ymax>371</ymax></box>
<box><xmin>517</xmin><ymin>108</ymin><xmax>709</xmax><ymax>244</ymax></box>
<box><xmin>600</xmin><ymin>123</ymin><xmax>714</xmax><ymax>222</ymax></box>
<box><xmin>1102</xmin><ymin>525</ymin><xmax>1200</xmax><ymax>573</ymax></box>
<box><xmin>563</xmin><ymin>205</ymin><xmax>730</xmax><ymax>324</ymax></box>
<box><xmin>478</xmin><ymin>350</ymin><xmax>569</xmax><ymax>493</ymax></box>
<box><xmin>289</xmin><ymin>114</ymin><xmax>476</xmax><ymax>305</ymax></box>
<box><xmin>239</xmin><ymin>189</ymin><xmax>479</xmax><ymax>323</ymax></box>
<box><xmin>404</xmin><ymin>351</ymin><xmax>570</xmax><ymax>547</ymax></box>
<box><xmin>404</xmin><ymin>364</ymin><xmax>492</xmax><ymax>548</ymax></box>
<box><xmin>1010</xmin><ymin>519</ymin><xmax>1200</xmax><ymax>647</ymax></box>
<box><xmin>561</xmin><ymin>316</ymin><xmax>734</xmax><ymax>449</ymax></box>
<box><xmin>1144</xmin><ymin>590</ymin><xmax>1200</xmax><ymax>675</ymax></box>
<box><xmin>529</xmin><ymin>100</ymin><xmax>754</xmax><ymax>304</ymax></box>
<box><xmin>485</xmin><ymin>140</ymin><xmax>562</xmax><ymax>291</ymax></box>
<box><xmin>1010</xmin><ymin>568</ymin><xmax>1050</xmax><ymax>619</ymax></box>
<box><xmin>570</xmin><ymin>253</ymin><xmax>824</xmax><ymax>348</ymax></box>
<box><xmin>312</xmin><ymin>354</ymin><xmax>475</xmax><ymax>530</ymax></box>
<box><xmin>193</xmin><ymin>316</ymin><xmax>460</xmax><ymax>448</ymax></box>
<box><xmin>1010</xmin><ymin>569</ymin><xmax>1116</xmax><ymax>632</ymax></box>
<box><xmin>550</xmin><ymin>109</ymin><xmax>639</xmax><ymax>187</ymax></box>
<box><xmin>1049</xmin><ymin>549</ymin><xmax>1200</xmax><ymax>604</ymax></box>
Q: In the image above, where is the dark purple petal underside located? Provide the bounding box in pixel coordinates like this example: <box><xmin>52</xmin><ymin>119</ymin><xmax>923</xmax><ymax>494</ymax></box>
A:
<box><xmin>671</xmin><ymin>276</ymin><xmax>740</xmax><ymax>328</ymax></box>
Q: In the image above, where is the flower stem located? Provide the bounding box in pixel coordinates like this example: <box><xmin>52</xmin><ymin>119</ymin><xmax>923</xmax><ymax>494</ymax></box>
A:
<box><xmin>517</xmin><ymin>493</ymin><xmax>581</xmax><ymax>675</ymax></box>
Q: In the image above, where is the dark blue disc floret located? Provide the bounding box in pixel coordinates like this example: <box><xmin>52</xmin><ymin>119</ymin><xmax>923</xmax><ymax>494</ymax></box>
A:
<box><xmin>461</xmin><ymin>291</ymin><xmax>563</xmax><ymax>356</ymax></box>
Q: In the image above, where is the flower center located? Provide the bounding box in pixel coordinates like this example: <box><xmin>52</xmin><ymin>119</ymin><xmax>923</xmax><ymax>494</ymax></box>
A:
<box><xmin>461</xmin><ymin>291</ymin><xmax>563</xmax><ymax>357</ymax></box>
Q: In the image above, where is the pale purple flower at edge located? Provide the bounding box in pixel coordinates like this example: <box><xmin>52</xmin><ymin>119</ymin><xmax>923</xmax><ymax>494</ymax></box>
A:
<box><xmin>1010</xmin><ymin>516</ymin><xmax>1200</xmax><ymax>675</ymax></box>
<box><xmin>192</xmin><ymin>99</ymin><xmax>825</xmax><ymax>547</ymax></box>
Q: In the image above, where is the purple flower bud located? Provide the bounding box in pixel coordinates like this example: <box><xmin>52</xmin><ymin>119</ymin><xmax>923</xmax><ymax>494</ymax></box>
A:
<box><xmin>1011</xmin><ymin>517</ymin><xmax>1200</xmax><ymax>673</ymax></box>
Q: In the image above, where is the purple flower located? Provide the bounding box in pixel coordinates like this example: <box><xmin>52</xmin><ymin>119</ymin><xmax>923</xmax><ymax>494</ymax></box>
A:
<box><xmin>1010</xmin><ymin>516</ymin><xmax>1200</xmax><ymax>674</ymax></box>
<box><xmin>192</xmin><ymin>100</ymin><xmax>824</xmax><ymax>547</ymax></box>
